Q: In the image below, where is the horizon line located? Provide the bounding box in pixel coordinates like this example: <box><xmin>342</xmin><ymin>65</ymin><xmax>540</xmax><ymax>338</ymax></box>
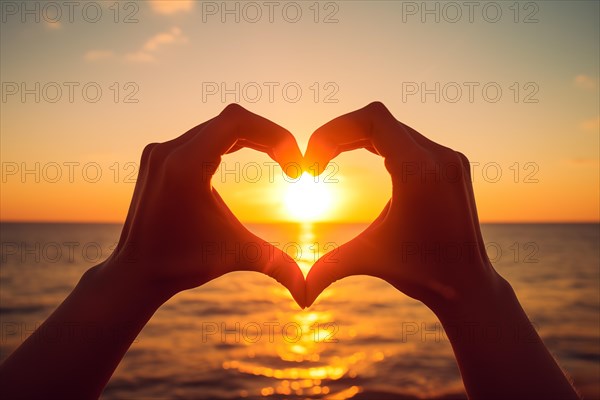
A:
<box><xmin>1</xmin><ymin>219</ymin><xmax>599</xmax><ymax>225</ymax></box>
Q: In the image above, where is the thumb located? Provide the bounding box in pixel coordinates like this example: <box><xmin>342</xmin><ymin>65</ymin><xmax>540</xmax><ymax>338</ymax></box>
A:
<box><xmin>259</xmin><ymin>245</ymin><xmax>307</xmax><ymax>309</ymax></box>
<box><xmin>305</xmin><ymin>201</ymin><xmax>391</xmax><ymax>307</ymax></box>
<box><xmin>211</xmin><ymin>188</ymin><xmax>306</xmax><ymax>308</ymax></box>
<box><xmin>305</xmin><ymin>239</ymin><xmax>370</xmax><ymax>307</ymax></box>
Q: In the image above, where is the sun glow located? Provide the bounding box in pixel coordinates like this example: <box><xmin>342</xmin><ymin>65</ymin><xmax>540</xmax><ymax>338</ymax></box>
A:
<box><xmin>284</xmin><ymin>172</ymin><xmax>333</xmax><ymax>221</ymax></box>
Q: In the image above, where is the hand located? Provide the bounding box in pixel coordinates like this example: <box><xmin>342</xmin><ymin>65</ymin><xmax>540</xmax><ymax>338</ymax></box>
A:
<box><xmin>304</xmin><ymin>102</ymin><xmax>500</xmax><ymax>311</ymax></box>
<box><xmin>103</xmin><ymin>104</ymin><xmax>306</xmax><ymax>307</ymax></box>
<box><xmin>303</xmin><ymin>102</ymin><xmax>580</xmax><ymax>400</ymax></box>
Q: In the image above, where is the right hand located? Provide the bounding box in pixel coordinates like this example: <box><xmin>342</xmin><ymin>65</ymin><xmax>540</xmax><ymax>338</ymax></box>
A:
<box><xmin>304</xmin><ymin>102</ymin><xmax>503</xmax><ymax>311</ymax></box>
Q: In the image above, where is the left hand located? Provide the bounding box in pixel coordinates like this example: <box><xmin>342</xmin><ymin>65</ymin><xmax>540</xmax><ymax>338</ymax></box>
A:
<box><xmin>102</xmin><ymin>104</ymin><xmax>307</xmax><ymax>307</ymax></box>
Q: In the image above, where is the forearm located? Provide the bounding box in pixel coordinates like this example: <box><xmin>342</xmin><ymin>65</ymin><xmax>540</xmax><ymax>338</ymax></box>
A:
<box><xmin>0</xmin><ymin>261</ymin><xmax>168</xmax><ymax>399</ymax></box>
<box><xmin>432</xmin><ymin>273</ymin><xmax>579</xmax><ymax>400</ymax></box>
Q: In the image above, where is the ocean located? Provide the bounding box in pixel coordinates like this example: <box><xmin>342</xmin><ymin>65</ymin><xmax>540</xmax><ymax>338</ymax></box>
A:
<box><xmin>1</xmin><ymin>222</ymin><xmax>598</xmax><ymax>399</ymax></box>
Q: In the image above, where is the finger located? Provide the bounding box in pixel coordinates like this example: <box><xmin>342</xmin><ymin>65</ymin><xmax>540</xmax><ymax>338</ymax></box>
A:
<box><xmin>225</xmin><ymin>144</ymin><xmax>244</xmax><ymax>154</ymax></box>
<box><xmin>230</xmin><ymin>234</ymin><xmax>306</xmax><ymax>309</ymax></box>
<box><xmin>304</xmin><ymin>102</ymin><xmax>419</xmax><ymax>175</ymax></box>
<box><xmin>225</xmin><ymin>139</ymin><xmax>280</xmax><ymax>156</ymax></box>
<box><xmin>304</xmin><ymin>199</ymin><xmax>391</xmax><ymax>307</ymax></box>
<box><xmin>211</xmin><ymin>189</ymin><xmax>306</xmax><ymax>308</ymax></box>
<box><xmin>193</xmin><ymin>104</ymin><xmax>303</xmax><ymax>178</ymax></box>
<box><xmin>364</xmin><ymin>145</ymin><xmax>380</xmax><ymax>156</ymax></box>
<box><xmin>305</xmin><ymin>235</ymin><xmax>378</xmax><ymax>307</ymax></box>
<box><xmin>162</xmin><ymin>118</ymin><xmax>216</xmax><ymax>148</ymax></box>
<box><xmin>260</xmin><ymin>245</ymin><xmax>307</xmax><ymax>309</ymax></box>
<box><xmin>401</xmin><ymin>121</ymin><xmax>455</xmax><ymax>154</ymax></box>
<box><xmin>455</xmin><ymin>151</ymin><xmax>489</xmax><ymax>263</ymax></box>
<box><xmin>115</xmin><ymin>142</ymin><xmax>160</xmax><ymax>252</ymax></box>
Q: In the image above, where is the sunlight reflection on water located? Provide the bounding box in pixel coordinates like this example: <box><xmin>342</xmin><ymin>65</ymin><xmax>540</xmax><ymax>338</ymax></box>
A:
<box><xmin>1</xmin><ymin>223</ymin><xmax>598</xmax><ymax>399</ymax></box>
<box><xmin>224</xmin><ymin>222</ymin><xmax>364</xmax><ymax>399</ymax></box>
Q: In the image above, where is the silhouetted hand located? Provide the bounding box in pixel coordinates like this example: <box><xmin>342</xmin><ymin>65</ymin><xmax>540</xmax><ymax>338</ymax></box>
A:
<box><xmin>303</xmin><ymin>102</ymin><xmax>580</xmax><ymax>400</ymax></box>
<box><xmin>0</xmin><ymin>105</ymin><xmax>308</xmax><ymax>399</ymax></box>
<box><xmin>304</xmin><ymin>101</ymin><xmax>495</xmax><ymax>310</ymax></box>
<box><xmin>105</xmin><ymin>104</ymin><xmax>306</xmax><ymax>307</ymax></box>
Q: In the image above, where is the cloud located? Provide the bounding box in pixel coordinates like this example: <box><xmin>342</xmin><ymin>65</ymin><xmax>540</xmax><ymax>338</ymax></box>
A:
<box><xmin>579</xmin><ymin>116</ymin><xmax>600</xmax><ymax>132</ymax></box>
<box><xmin>574</xmin><ymin>74</ymin><xmax>598</xmax><ymax>91</ymax></box>
<box><xmin>126</xmin><ymin>27</ymin><xmax>187</xmax><ymax>63</ymax></box>
<box><xmin>149</xmin><ymin>0</ymin><xmax>194</xmax><ymax>15</ymax></box>
<box><xmin>84</xmin><ymin>50</ymin><xmax>115</xmax><ymax>61</ymax></box>
<box><xmin>84</xmin><ymin>27</ymin><xmax>187</xmax><ymax>64</ymax></box>
<box><xmin>143</xmin><ymin>27</ymin><xmax>186</xmax><ymax>51</ymax></box>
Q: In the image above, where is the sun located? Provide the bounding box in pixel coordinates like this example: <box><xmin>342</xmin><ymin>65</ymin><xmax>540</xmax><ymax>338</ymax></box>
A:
<box><xmin>284</xmin><ymin>172</ymin><xmax>333</xmax><ymax>221</ymax></box>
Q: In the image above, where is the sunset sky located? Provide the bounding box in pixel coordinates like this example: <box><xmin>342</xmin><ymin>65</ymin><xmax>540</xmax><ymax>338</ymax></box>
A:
<box><xmin>1</xmin><ymin>0</ymin><xmax>598</xmax><ymax>223</ymax></box>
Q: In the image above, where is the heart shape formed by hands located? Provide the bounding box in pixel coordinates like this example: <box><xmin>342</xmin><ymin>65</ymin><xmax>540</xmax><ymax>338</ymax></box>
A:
<box><xmin>109</xmin><ymin>102</ymin><xmax>492</xmax><ymax>314</ymax></box>
<box><xmin>214</xmin><ymin>102</ymin><xmax>491</xmax><ymax>313</ymax></box>
<box><xmin>8</xmin><ymin>101</ymin><xmax>576</xmax><ymax>400</ymax></box>
<box><xmin>3</xmin><ymin>105</ymin><xmax>578</xmax><ymax>400</ymax></box>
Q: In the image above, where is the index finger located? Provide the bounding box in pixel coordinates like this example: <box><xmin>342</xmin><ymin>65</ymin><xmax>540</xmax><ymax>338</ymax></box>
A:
<box><xmin>304</xmin><ymin>102</ymin><xmax>419</xmax><ymax>175</ymax></box>
<box><xmin>192</xmin><ymin>104</ymin><xmax>303</xmax><ymax>178</ymax></box>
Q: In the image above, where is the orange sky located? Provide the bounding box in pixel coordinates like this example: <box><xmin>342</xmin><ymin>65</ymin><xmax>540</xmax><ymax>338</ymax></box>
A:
<box><xmin>1</xmin><ymin>1</ymin><xmax>598</xmax><ymax>223</ymax></box>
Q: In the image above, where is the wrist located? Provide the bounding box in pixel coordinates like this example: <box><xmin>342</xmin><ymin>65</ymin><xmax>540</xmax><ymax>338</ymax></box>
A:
<box><xmin>84</xmin><ymin>259</ymin><xmax>174</xmax><ymax>314</ymax></box>
<box><xmin>429</xmin><ymin>269</ymin><xmax>517</xmax><ymax>325</ymax></box>
<box><xmin>429</xmin><ymin>272</ymin><xmax>538</xmax><ymax>351</ymax></box>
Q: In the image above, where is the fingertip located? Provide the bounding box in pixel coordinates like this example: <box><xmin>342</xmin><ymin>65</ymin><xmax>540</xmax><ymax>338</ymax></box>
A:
<box><xmin>304</xmin><ymin>294</ymin><xmax>317</xmax><ymax>309</ymax></box>
<box><xmin>277</xmin><ymin>251</ymin><xmax>307</xmax><ymax>309</ymax></box>
<box><xmin>273</xmin><ymin>131</ymin><xmax>304</xmax><ymax>180</ymax></box>
<box><xmin>304</xmin><ymin>262</ymin><xmax>333</xmax><ymax>308</ymax></box>
<box><xmin>292</xmin><ymin>292</ymin><xmax>306</xmax><ymax>310</ymax></box>
<box><xmin>286</xmin><ymin>277</ymin><xmax>307</xmax><ymax>310</ymax></box>
<box><xmin>303</xmin><ymin>145</ymin><xmax>330</xmax><ymax>177</ymax></box>
<box><xmin>303</xmin><ymin>160</ymin><xmax>327</xmax><ymax>177</ymax></box>
<box><xmin>304</xmin><ymin>241</ymin><xmax>367</xmax><ymax>307</ymax></box>
<box><xmin>282</xmin><ymin>274</ymin><xmax>306</xmax><ymax>309</ymax></box>
<box><xmin>305</xmin><ymin>283</ymin><xmax>324</xmax><ymax>309</ymax></box>
<box><xmin>283</xmin><ymin>161</ymin><xmax>303</xmax><ymax>180</ymax></box>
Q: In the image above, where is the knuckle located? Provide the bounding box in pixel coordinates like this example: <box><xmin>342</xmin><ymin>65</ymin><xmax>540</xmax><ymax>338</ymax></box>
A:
<box><xmin>455</xmin><ymin>151</ymin><xmax>470</xmax><ymax>167</ymax></box>
<box><xmin>220</xmin><ymin>103</ymin><xmax>246</xmax><ymax>118</ymax></box>
<box><xmin>163</xmin><ymin>151</ymin><xmax>185</xmax><ymax>176</ymax></box>
<box><xmin>148</xmin><ymin>142</ymin><xmax>169</xmax><ymax>164</ymax></box>
<box><xmin>455</xmin><ymin>151</ymin><xmax>472</xmax><ymax>180</ymax></box>
<box><xmin>140</xmin><ymin>143</ymin><xmax>166</xmax><ymax>177</ymax></box>
<box><xmin>434</xmin><ymin>146</ymin><xmax>457</xmax><ymax>162</ymax></box>
<box><xmin>140</xmin><ymin>142</ymin><xmax>159</xmax><ymax>167</ymax></box>
<box><xmin>436</xmin><ymin>148</ymin><xmax>464</xmax><ymax>177</ymax></box>
<box><xmin>365</xmin><ymin>101</ymin><xmax>392</xmax><ymax>118</ymax></box>
<box><xmin>140</xmin><ymin>143</ymin><xmax>171</xmax><ymax>176</ymax></box>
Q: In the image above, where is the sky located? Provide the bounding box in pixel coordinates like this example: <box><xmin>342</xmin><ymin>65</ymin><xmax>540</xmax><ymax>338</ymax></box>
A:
<box><xmin>0</xmin><ymin>0</ymin><xmax>598</xmax><ymax>223</ymax></box>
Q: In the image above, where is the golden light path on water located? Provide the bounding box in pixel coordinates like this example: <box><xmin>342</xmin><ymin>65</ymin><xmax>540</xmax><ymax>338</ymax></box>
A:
<box><xmin>222</xmin><ymin>223</ymin><xmax>366</xmax><ymax>399</ymax></box>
